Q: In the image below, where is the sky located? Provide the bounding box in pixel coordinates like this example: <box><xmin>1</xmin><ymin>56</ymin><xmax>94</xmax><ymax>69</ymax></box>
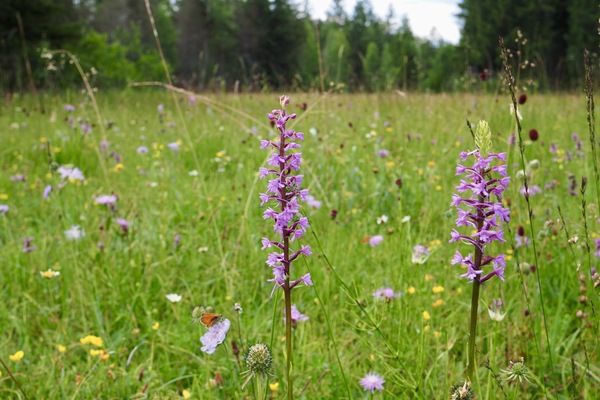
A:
<box><xmin>306</xmin><ymin>0</ymin><xmax>462</xmax><ymax>44</ymax></box>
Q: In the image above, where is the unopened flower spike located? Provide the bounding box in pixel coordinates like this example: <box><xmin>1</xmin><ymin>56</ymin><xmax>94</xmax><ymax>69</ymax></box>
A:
<box><xmin>474</xmin><ymin>120</ymin><xmax>492</xmax><ymax>158</ymax></box>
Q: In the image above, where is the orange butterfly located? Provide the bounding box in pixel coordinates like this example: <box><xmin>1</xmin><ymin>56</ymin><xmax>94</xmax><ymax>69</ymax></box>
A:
<box><xmin>192</xmin><ymin>306</ymin><xmax>223</xmax><ymax>328</ymax></box>
<box><xmin>200</xmin><ymin>313</ymin><xmax>223</xmax><ymax>328</ymax></box>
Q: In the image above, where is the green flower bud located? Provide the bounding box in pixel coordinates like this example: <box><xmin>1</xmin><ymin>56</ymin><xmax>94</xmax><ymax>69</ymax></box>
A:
<box><xmin>474</xmin><ymin>120</ymin><xmax>492</xmax><ymax>158</ymax></box>
<box><xmin>528</xmin><ymin>159</ymin><xmax>540</xmax><ymax>170</ymax></box>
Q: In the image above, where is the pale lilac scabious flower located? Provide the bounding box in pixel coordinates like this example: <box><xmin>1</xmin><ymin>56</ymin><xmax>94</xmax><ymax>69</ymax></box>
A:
<box><xmin>63</xmin><ymin>104</ymin><xmax>75</xmax><ymax>112</ymax></box>
<box><xmin>259</xmin><ymin>96</ymin><xmax>313</xmax><ymax>294</ymax></box>
<box><xmin>57</xmin><ymin>166</ymin><xmax>85</xmax><ymax>181</ymax></box>
<box><xmin>594</xmin><ymin>238</ymin><xmax>600</xmax><ymax>258</ymax></box>
<box><xmin>80</xmin><ymin>123</ymin><xmax>91</xmax><ymax>134</ymax></box>
<box><xmin>43</xmin><ymin>184</ymin><xmax>52</xmax><ymax>199</ymax></box>
<box><xmin>373</xmin><ymin>287</ymin><xmax>401</xmax><ymax>300</ymax></box>
<box><xmin>95</xmin><ymin>195</ymin><xmax>117</xmax><ymax>205</ymax></box>
<box><xmin>305</xmin><ymin>195</ymin><xmax>322</xmax><ymax>209</ymax></box>
<box><xmin>378</xmin><ymin>149</ymin><xmax>390</xmax><ymax>158</ymax></box>
<box><xmin>360</xmin><ymin>372</ymin><xmax>385</xmax><ymax>393</ymax></box>
<box><xmin>100</xmin><ymin>140</ymin><xmax>110</xmax><ymax>153</ymax></box>
<box><xmin>369</xmin><ymin>235</ymin><xmax>383</xmax><ymax>247</ymax></box>
<box><xmin>0</xmin><ymin>204</ymin><xmax>8</xmax><ymax>214</ymax></box>
<box><xmin>137</xmin><ymin>146</ymin><xmax>149</xmax><ymax>154</ymax></box>
<box><xmin>520</xmin><ymin>184</ymin><xmax>541</xmax><ymax>197</ymax></box>
<box><xmin>200</xmin><ymin>318</ymin><xmax>231</xmax><ymax>354</ymax></box>
<box><xmin>515</xmin><ymin>234</ymin><xmax>530</xmax><ymax>248</ymax></box>
<box><xmin>411</xmin><ymin>245</ymin><xmax>430</xmax><ymax>264</ymax></box>
<box><xmin>450</xmin><ymin>146</ymin><xmax>510</xmax><ymax>284</ymax></box>
<box><xmin>116</xmin><ymin>218</ymin><xmax>130</xmax><ymax>235</ymax></box>
<box><xmin>22</xmin><ymin>237</ymin><xmax>37</xmax><ymax>253</ymax></box>
<box><xmin>167</xmin><ymin>142</ymin><xmax>179</xmax><ymax>151</ymax></box>
<box><xmin>189</xmin><ymin>95</ymin><xmax>196</xmax><ymax>106</ymax></box>
<box><xmin>65</xmin><ymin>225</ymin><xmax>85</xmax><ymax>241</ymax></box>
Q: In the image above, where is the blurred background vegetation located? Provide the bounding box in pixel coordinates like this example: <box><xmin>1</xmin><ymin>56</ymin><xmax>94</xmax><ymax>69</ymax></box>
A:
<box><xmin>0</xmin><ymin>0</ymin><xmax>598</xmax><ymax>93</ymax></box>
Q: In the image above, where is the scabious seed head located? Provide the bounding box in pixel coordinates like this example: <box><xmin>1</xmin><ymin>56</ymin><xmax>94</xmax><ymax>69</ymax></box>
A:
<box><xmin>501</xmin><ymin>357</ymin><xmax>532</xmax><ymax>383</ymax></box>
<box><xmin>245</xmin><ymin>343</ymin><xmax>273</xmax><ymax>376</ymax></box>
<box><xmin>450</xmin><ymin>381</ymin><xmax>475</xmax><ymax>400</ymax></box>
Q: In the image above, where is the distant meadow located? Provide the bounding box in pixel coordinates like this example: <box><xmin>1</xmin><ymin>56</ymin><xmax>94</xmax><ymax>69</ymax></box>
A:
<box><xmin>0</xmin><ymin>88</ymin><xmax>599</xmax><ymax>399</ymax></box>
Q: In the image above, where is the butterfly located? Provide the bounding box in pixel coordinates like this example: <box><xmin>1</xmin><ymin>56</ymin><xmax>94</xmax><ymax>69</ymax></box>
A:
<box><xmin>191</xmin><ymin>306</ymin><xmax>223</xmax><ymax>328</ymax></box>
<box><xmin>200</xmin><ymin>313</ymin><xmax>223</xmax><ymax>328</ymax></box>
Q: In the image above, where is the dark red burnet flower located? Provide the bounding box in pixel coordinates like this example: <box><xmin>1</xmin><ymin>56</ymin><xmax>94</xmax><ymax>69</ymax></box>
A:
<box><xmin>529</xmin><ymin>129</ymin><xmax>539</xmax><ymax>141</ymax></box>
<box><xmin>479</xmin><ymin>72</ymin><xmax>488</xmax><ymax>81</ymax></box>
<box><xmin>300</xmin><ymin>102</ymin><xmax>308</xmax><ymax>111</ymax></box>
<box><xmin>518</xmin><ymin>94</ymin><xmax>527</xmax><ymax>105</ymax></box>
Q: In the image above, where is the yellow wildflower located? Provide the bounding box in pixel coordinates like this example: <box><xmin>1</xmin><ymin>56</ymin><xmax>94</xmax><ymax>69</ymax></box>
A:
<box><xmin>432</xmin><ymin>286</ymin><xmax>445</xmax><ymax>294</ymax></box>
<box><xmin>57</xmin><ymin>344</ymin><xmax>67</xmax><ymax>353</ymax></box>
<box><xmin>182</xmin><ymin>389</ymin><xmax>191</xmax><ymax>399</ymax></box>
<box><xmin>80</xmin><ymin>335</ymin><xmax>104</xmax><ymax>347</ymax></box>
<box><xmin>269</xmin><ymin>382</ymin><xmax>279</xmax><ymax>392</ymax></box>
<box><xmin>432</xmin><ymin>299</ymin><xmax>444</xmax><ymax>307</ymax></box>
<box><xmin>152</xmin><ymin>322</ymin><xmax>159</xmax><ymax>330</ymax></box>
<box><xmin>407</xmin><ymin>287</ymin><xmax>416</xmax><ymax>295</ymax></box>
<box><xmin>9</xmin><ymin>351</ymin><xmax>24</xmax><ymax>361</ymax></box>
<box><xmin>422</xmin><ymin>311</ymin><xmax>431</xmax><ymax>320</ymax></box>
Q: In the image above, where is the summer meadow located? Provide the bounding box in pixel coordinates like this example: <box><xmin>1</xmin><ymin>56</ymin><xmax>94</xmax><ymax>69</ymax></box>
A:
<box><xmin>1</xmin><ymin>0</ymin><xmax>599</xmax><ymax>398</ymax></box>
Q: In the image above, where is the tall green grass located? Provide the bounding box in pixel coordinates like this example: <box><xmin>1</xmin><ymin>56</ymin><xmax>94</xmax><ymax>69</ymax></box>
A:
<box><xmin>0</xmin><ymin>91</ymin><xmax>598</xmax><ymax>398</ymax></box>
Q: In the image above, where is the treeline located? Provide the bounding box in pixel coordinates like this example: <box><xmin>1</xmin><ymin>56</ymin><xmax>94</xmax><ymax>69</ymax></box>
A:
<box><xmin>0</xmin><ymin>0</ymin><xmax>598</xmax><ymax>93</ymax></box>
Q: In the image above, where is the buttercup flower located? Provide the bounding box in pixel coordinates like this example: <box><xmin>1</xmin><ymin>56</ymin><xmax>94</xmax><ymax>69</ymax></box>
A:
<box><xmin>80</xmin><ymin>335</ymin><xmax>104</xmax><ymax>347</ymax></box>
<box><xmin>360</xmin><ymin>372</ymin><xmax>385</xmax><ymax>393</ymax></box>
<box><xmin>9</xmin><ymin>351</ymin><xmax>24</xmax><ymax>362</ymax></box>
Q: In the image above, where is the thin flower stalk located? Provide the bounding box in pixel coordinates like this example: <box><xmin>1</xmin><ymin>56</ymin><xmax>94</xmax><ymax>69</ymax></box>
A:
<box><xmin>450</xmin><ymin>120</ymin><xmax>510</xmax><ymax>380</ymax></box>
<box><xmin>259</xmin><ymin>95</ymin><xmax>313</xmax><ymax>399</ymax></box>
